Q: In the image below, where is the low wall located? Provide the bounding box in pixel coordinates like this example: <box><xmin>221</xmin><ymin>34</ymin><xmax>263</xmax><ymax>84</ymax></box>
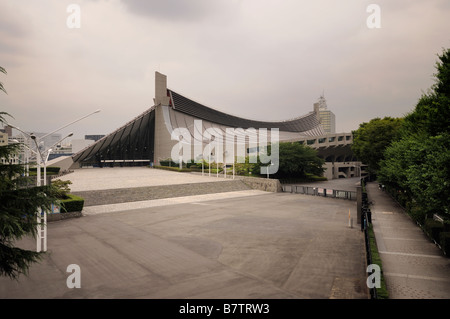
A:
<box><xmin>242</xmin><ymin>177</ymin><xmax>283</xmax><ymax>192</ymax></box>
<box><xmin>47</xmin><ymin>211</ymin><xmax>82</xmax><ymax>222</ymax></box>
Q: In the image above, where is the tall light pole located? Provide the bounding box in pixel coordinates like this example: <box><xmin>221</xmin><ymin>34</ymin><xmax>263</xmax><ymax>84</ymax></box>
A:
<box><xmin>42</xmin><ymin>132</ymin><xmax>73</xmax><ymax>186</ymax></box>
<box><xmin>224</xmin><ymin>151</ymin><xmax>227</xmax><ymax>179</ymax></box>
<box><xmin>39</xmin><ymin>109</ymin><xmax>100</xmax><ymax>140</ymax></box>
<box><xmin>5</xmin><ymin>109</ymin><xmax>100</xmax><ymax>252</ymax></box>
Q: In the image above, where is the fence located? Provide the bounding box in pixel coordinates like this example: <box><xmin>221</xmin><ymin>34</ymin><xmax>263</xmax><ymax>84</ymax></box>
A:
<box><xmin>360</xmin><ymin>178</ymin><xmax>377</xmax><ymax>299</ymax></box>
<box><xmin>282</xmin><ymin>184</ymin><xmax>357</xmax><ymax>201</ymax></box>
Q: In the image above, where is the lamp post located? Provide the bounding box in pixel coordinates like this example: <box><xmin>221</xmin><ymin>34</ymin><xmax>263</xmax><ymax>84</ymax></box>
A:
<box><xmin>232</xmin><ymin>144</ymin><xmax>235</xmax><ymax>180</ymax></box>
<box><xmin>5</xmin><ymin>110</ymin><xmax>100</xmax><ymax>252</ymax></box>
<box><xmin>178</xmin><ymin>135</ymin><xmax>183</xmax><ymax>170</ymax></box>
<box><xmin>224</xmin><ymin>151</ymin><xmax>227</xmax><ymax>179</ymax></box>
<box><xmin>42</xmin><ymin>132</ymin><xmax>73</xmax><ymax>186</ymax></box>
<box><xmin>198</xmin><ymin>154</ymin><xmax>204</xmax><ymax>176</ymax></box>
<box><xmin>266</xmin><ymin>162</ymin><xmax>274</xmax><ymax>179</ymax></box>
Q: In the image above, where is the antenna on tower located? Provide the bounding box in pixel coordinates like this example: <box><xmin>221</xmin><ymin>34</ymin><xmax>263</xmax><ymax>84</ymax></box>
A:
<box><xmin>318</xmin><ymin>91</ymin><xmax>327</xmax><ymax>109</ymax></box>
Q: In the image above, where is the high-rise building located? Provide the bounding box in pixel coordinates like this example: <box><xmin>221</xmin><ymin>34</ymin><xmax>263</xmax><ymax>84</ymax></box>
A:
<box><xmin>313</xmin><ymin>95</ymin><xmax>335</xmax><ymax>134</ymax></box>
<box><xmin>0</xmin><ymin>129</ymin><xmax>8</xmax><ymax>146</ymax></box>
<box><xmin>0</xmin><ymin>128</ymin><xmax>19</xmax><ymax>165</ymax></box>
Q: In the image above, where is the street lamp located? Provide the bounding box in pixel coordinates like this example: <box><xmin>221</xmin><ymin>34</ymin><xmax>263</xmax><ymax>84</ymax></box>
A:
<box><xmin>5</xmin><ymin>110</ymin><xmax>100</xmax><ymax>252</ymax></box>
<box><xmin>39</xmin><ymin>109</ymin><xmax>100</xmax><ymax>140</ymax></box>
<box><xmin>224</xmin><ymin>151</ymin><xmax>227</xmax><ymax>179</ymax></box>
<box><xmin>266</xmin><ymin>162</ymin><xmax>274</xmax><ymax>179</ymax></box>
<box><xmin>178</xmin><ymin>135</ymin><xmax>183</xmax><ymax>170</ymax></box>
<box><xmin>42</xmin><ymin>132</ymin><xmax>73</xmax><ymax>186</ymax></box>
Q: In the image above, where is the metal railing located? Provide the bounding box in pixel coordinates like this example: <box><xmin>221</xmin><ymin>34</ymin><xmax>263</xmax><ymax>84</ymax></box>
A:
<box><xmin>360</xmin><ymin>178</ymin><xmax>377</xmax><ymax>299</ymax></box>
<box><xmin>282</xmin><ymin>184</ymin><xmax>357</xmax><ymax>201</ymax></box>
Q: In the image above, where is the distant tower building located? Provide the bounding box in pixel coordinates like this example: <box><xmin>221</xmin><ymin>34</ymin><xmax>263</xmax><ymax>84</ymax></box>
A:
<box><xmin>0</xmin><ymin>129</ymin><xmax>8</xmax><ymax>146</ymax></box>
<box><xmin>313</xmin><ymin>95</ymin><xmax>336</xmax><ymax>134</ymax></box>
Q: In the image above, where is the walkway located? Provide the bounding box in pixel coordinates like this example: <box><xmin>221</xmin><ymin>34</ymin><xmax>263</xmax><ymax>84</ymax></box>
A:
<box><xmin>366</xmin><ymin>182</ymin><xmax>450</xmax><ymax>299</ymax></box>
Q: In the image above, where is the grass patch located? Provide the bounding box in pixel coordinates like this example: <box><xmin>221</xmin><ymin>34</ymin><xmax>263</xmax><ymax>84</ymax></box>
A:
<box><xmin>368</xmin><ymin>224</ymin><xmax>389</xmax><ymax>299</ymax></box>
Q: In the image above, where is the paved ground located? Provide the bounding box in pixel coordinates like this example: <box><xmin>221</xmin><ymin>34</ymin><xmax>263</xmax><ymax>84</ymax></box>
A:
<box><xmin>58</xmin><ymin>167</ymin><xmax>231</xmax><ymax>192</ymax></box>
<box><xmin>0</xmin><ymin>168</ymin><xmax>368</xmax><ymax>299</ymax></box>
<box><xmin>366</xmin><ymin>182</ymin><xmax>450</xmax><ymax>299</ymax></box>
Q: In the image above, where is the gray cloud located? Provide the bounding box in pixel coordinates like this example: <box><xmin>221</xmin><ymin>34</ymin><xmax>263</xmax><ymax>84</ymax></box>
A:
<box><xmin>122</xmin><ymin>0</ymin><xmax>219</xmax><ymax>22</ymax></box>
<box><xmin>1</xmin><ymin>1</ymin><xmax>449</xmax><ymax>140</ymax></box>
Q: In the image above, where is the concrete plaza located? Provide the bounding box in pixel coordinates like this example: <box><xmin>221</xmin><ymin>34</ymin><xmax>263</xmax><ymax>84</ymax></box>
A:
<box><xmin>0</xmin><ymin>168</ymin><xmax>368</xmax><ymax>299</ymax></box>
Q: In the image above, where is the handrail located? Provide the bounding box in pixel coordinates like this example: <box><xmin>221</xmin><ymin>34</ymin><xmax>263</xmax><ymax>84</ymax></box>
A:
<box><xmin>282</xmin><ymin>184</ymin><xmax>357</xmax><ymax>201</ymax></box>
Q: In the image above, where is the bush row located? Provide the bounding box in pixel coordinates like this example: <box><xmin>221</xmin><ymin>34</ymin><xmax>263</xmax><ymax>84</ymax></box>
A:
<box><xmin>29</xmin><ymin>166</ymin><xmax>61</xmax><ymax>175</ymax></box>
<box><xmin>153</xmin><ymin>165</ymin><xmax>191</xmax><ymax>173</ymax></box>
<box><xmin>423</xmin><ymin>218</ymin><xmax>450</xmax><ymax>256</ymax></box>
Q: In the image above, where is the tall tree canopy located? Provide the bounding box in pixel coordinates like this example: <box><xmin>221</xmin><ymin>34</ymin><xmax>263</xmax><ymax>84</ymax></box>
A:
<box><xmin>378</xmin><ymin>48</ymin><xmax>450</xmax><ymax>220</ymax></box>
<box><xmin>252</xmin><ymin>142</ymin><xmax>324</xmax><ymax>179</ymax></box>
<box><xmin>351</xmin><ymin>117</ymin><xmax>403</xmax><ymax>176</ymax></box>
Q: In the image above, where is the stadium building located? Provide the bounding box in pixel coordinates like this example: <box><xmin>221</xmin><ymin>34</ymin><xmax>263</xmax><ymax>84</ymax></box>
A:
<box><xmin>56</xmin><ymin>72</ymin><xmax>363</xmax><ymax>179</ymax></box>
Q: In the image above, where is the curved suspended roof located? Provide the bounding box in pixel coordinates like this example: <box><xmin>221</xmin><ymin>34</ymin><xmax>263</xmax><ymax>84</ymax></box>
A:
<box><xmin>72</xmin><ymin>88</ymin><xmax>325</xmax><ymax>164</ymax></box>
<box><xmin>169</xmin><ymin>90</ymin><xmax>323</xmax><ymax>134</ymax></box>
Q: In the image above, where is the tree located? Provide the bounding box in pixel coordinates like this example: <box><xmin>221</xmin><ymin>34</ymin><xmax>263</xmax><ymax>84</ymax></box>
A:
<box><xmin>252</xmin><ymin>142</ymin><xmax>324</xmax><ymax>179</ymax></box>
<box><xmin>351</xmin><ymin>117</ymin><xmax>403</xmax><ymax>176</ymax></box>
<box><xmin>378</xmin><ymin>48</ymin><xmax>450</xmax><ymax>220</ymax></box>
<box><xmin>0</xmin><ymin>67</ymin><xmax>58</xmax><ymax>279</ymax></box>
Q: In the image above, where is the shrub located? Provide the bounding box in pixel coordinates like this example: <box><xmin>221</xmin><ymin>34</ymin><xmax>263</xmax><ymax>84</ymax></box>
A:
<box><xmin>439</xmin><ymin>232</ymin><xmax>450</xmax><ymax>256</ymax></box>
<box><xmin>424</xmin><ymin>218</ymin><xmax>445</xmax><ymax>243</ymax></box>
<box><xmin>29</xmin><ymin>166</ymin><xmax>61</xmax><ymax>175</ymax></box>
<box><xmin>408</xmin><ymin>205</ymin><xmax>427</xmax><ymax>224</ymax></box>
<box><xmin>159</xmin><ymin>159</ymin><xmax>177</xmax><ymax>167</ymax></box>
<box><xmin>60</xmin><ymin>194</ymin><xmax>84</xmax><ymax>213</ymax></box>
<box><xmin>153</xmin><ymin>165</ymin><xmax>191</xmax><ymax>173</ymax></box>
<box><xmin>52</xmin><ymin>179</ymin><xmax>72</xmax><ymax>198</ymax></box>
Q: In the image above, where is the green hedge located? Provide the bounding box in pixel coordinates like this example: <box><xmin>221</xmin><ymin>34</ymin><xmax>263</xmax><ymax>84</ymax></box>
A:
<box><xmin>439</xmin><ymin>232</ymin><xmax>450</xmax><ymax>256</ymax></box>
<box><xmin>60</xmin><ymin>194</ymin><xmax>85</xmax><ymax>213</ymax></box>
<box><xmin>424</xmin><ymin>218</ymin><xmax>445</xmax><ymax>243</ymax></box>
<box><xmin>407</xmin><ymin>204</ymin><xmax>427</xmax><ymax>224</ymax></box>
<box><xmin>29</xmin><ymin>166</ymin><xmax>61</xmax><ymax>175</ymax></box>
<box><xmin>159</xmin><ymin>159</ymin><xmax>177</xmax><ymax>167</ymax></box>
<box><xmin>153</xmin><ymin>165</ymin><xmax>191</xmax><ymax>173</ymax></box>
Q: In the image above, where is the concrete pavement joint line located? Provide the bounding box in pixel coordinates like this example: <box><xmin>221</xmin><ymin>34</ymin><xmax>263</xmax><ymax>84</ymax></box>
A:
<box><xmin>378</xmin><ymin>251</ymin><xmax>442</xmax><ymax>258</ymax></box>
<box><xmin>382</xmin><ymin>237</ymin><xmax>429</xmax><ymax>241</ymax></box>
<box><xmin>82</xmin><ymin>190</ymin><xmax>268</xmax><ymax>215</ymax></box>
<box><xmin>373</xmin><ymin>226</ymin><xmax>420</xmax><ymax>230</ymax></box>
<box><xmin>384</xmin><ymin>272</ymin><xmax>450</xmax><ymax>283</ymax></box>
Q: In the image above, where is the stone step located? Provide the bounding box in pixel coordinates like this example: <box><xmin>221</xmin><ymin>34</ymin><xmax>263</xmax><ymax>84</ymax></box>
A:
<box><xmin>72</xmin><ymin>180</ymin><xmax>251</xmax><ymax>206</ymax></box>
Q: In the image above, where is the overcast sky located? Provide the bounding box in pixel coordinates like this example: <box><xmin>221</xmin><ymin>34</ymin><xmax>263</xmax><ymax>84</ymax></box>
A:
<box><xmin>1</xmin><ymin>0</ymin><xmax>449</xmax><ymax>141</ymax></box>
